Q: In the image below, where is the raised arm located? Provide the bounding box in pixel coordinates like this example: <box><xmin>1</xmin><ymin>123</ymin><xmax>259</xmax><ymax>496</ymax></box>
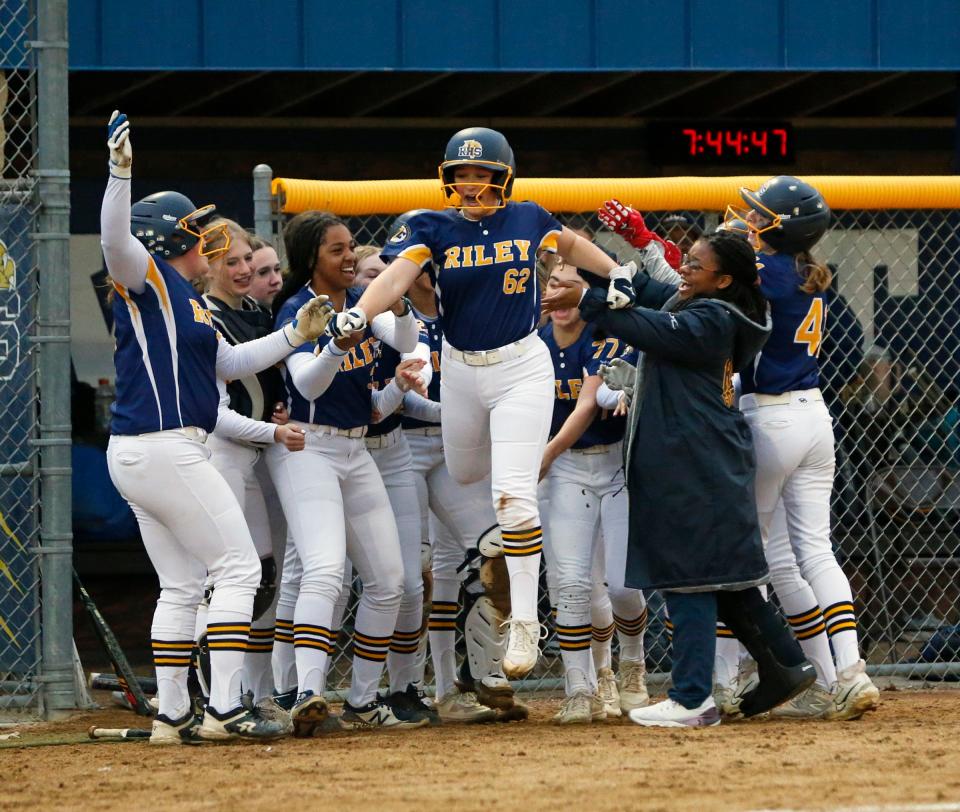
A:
<box><xmin>328</xmin><ymin>257</ymin><xmax>422</xmax><ymax>339</ymax></box>
<box><xmin>100</xmin><ymin>112</ymin><xmax>150</xmax><ymax>294</ymax></box>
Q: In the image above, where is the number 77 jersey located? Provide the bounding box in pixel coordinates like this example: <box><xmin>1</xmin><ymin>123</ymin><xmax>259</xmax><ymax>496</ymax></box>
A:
<box><xmin>380</xmin><ymin>203</ymin><xmax>562</xmax><ymax>352</ymax></box>
<box><xmin>739</xmin><ymin>251</ymin><xmax>824</xmax><ymax>396</ymax></box>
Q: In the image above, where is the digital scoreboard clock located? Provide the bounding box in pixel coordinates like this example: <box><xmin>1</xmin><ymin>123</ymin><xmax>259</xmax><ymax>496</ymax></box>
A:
<box><xmin>650</xmin><ymin>122</ymin><xmax>794</xmax><ymax>164</ymax></box>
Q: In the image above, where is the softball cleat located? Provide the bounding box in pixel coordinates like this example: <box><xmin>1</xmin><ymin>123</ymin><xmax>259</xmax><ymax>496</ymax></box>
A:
<box><xmin>291</xmin><ymin>691</ymin><xmax>329</xmax><ymax>738</ymax></box>
<box><xmin>552</xmin><ymin>691</ymin><xmax>605</xmax><ymax>725</ymax></box>
<box><xmin>597</xmin><ymin>667</ymin><xmax>622</xmax><ymax>718</ymax></box>
<box><xmin>502</xmin><ymin>619</ymin><xmax>541</xmax><ymax>679</ymax></box>
<box><xmin>628</xmin><ymin>697</ymin><xmax>721</xmax><ymax>729</ymax></box>
<box><xmin>826</xmin><ymin>660</ymin><xmax>880</xmax><ymax>721</ymax></box>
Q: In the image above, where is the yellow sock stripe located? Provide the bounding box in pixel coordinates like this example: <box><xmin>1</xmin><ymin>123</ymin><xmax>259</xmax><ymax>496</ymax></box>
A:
<box><xmin>502</xmin><ymin>543</ymin><xmax>543</xmax><ymax>556</ymax></box>
<box><xmin>294</xmin><ymin>638</ymin><xmax>334</xmax><ymax>653</ymax></box>
<box><xmin>430</xmin><ymin>602</ymin><xmax>459</xmax><ymax>613</ymax></box>
<box><xmin>592</xmin><ymin>622</ymin><xmax>615</xmax><ymax>642</ymax></box>
<box><xmin>274</xmin><ymin>632</ymin><xmax>294</xmax><ymax>643</ymax></box>
<box><xmin>293</xmin><ymin>624</ymin><xmax>335</xmax><ymax>639</ymax></box>
<box><xmin>392</xmin><ymin>629</ymin><xmax>422</xmax><ymax>641</ymax></box>
<box><xmin>500</xmin><ymin>527</ymin><xmax>542</xmax><ymax>541</ymax></box>
<box><xmin>249</xmin><ymin>628</ymin><xmax>275</xmax><ymax>639</ymax></box>
<box><xmin>275</xmin><ymin>618</ymin><xmax>294</xmax><ymax>629</ymax></box>
<box><xmin>795</xmin><ymin>621</ymin><xmax>827</xmax><ymax>640</ymax></box>
<box><xmin>716</xmin><ymin>627</ymin><xmax>735</xmax><ymax>638</ymax></box>
<box><xmin>826</xmin><ymin>620</ymin><xmax>858</xmax><ymax>636</ymax></box>
<box><xmin>207</xmin><ymin>624</ymin><xmax>251</xmax><ymax>633</ymax></box>
<box><xmin>822</xmin><ymin>602</ymin><xmax>855</xmax><ymax>620</ymax></box>
<box><xmin>353</xmin><ymin>647</ymin><xmax>388</xmax><ymax>662</ymax></box>
<box><xmin>153</xmin><ymin>657</ymin><xmax>192</xmax><ymax>666</ymax></box>
<box><xmin>428</xmin><ymin>620</ymin><xmax>457</xmax><ymax>630</ymax></box>
<box><xmin>787</xmin><ymin>607</ymin><xmax>824</xmax><ymax>625</ymax></box>
<box><xmin>354</xmin><ymin>632</ymin><xmax>392</xmax><ymax>646</ymax></box>
<box><xmin>150</xmin><ymin>640</ymin><xmax>195</xmax><ymax>649</ymax></box>
<box><xmin>558</xmin><ymin>640</ymin><xmax>592</xmax><ymax>650</ymax></box>
<box><xmin>389</xmin><ymin>641</ymin><xmax>421</xmax><ymax>653</ymax></box>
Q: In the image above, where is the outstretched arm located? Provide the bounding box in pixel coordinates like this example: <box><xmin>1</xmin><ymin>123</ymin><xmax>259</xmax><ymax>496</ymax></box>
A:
<box><xmin>329</xmin><ymin>257</ymin><xmax>422</xmax><ymax>339</ymax></box>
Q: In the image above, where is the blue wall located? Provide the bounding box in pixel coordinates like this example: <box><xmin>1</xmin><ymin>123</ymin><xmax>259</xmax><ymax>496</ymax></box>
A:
<box><xmin>67</xmin><ymin>0</ymin><xmax>960</xmax><ymax>71</ymax></box>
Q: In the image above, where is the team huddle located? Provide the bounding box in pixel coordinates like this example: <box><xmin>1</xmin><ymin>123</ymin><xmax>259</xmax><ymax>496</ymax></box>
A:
<box><xmin>100</xmin><ymin>111</ymin><xmax>879</xmax><ymax>744</ymax></box>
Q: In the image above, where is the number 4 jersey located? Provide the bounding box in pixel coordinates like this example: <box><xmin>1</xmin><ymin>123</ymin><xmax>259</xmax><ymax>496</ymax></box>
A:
<box><xmin>380</xmin><ymin>203</ymin><xmax>562</xmax><ymax>352</ymax></box>
<box><xmin>740</xmin><ymin>251</ymin><xmax>824</xmax><ymax>395</ymax></box>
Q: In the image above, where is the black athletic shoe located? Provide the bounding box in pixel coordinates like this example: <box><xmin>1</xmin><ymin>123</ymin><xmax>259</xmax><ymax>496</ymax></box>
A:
<box><xmin>391</xmin><ymin>684</ymin><xmax>441</xmax><ymax>725</ymax></box>
<box><xmin>740</xmin><ymin>660</ymin><xmax>817</xmax><ymax>718</ymax></box>
<box><xmin>272</xmin><ymin>688</ymin><xmax>297</xmax><ymax>712</ymax></box>
<box><xmin>339</xmin><ymin>698</ymin><xmax>429</xmax><ymax>730</ymax></box>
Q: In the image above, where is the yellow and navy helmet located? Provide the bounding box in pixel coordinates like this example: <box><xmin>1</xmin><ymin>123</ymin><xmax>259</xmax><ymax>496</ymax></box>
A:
<box><xmin>735</xmin><ymin>176</ymin><xmax>831</xmax><ymax>255</ymax></box>
<box><xmin>130</xmin><ymin>191</ymin><xmax>230</xmax><ymax>259</ymax></box>
<box><xmin>439</xmin><ymin>127</ymin><xmax>515</xmax><ymax>207</ymax></box>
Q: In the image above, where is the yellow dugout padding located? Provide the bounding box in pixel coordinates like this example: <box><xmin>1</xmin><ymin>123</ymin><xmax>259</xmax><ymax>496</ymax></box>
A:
<box><xmin>272</xmin><ymin>176</ymin><xmax>960</xmax><ymax>216</ymax></box>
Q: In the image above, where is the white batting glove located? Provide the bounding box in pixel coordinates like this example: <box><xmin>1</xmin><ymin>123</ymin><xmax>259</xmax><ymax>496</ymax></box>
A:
<box><xmin>599</xmin><ymin>357</ymin><xmax>637</xmax><ymax>399</ymax></box>
<box><xmin>283</xmin><ymin>295</ymin><xmax>335</xmax><ymax>346</ymax></box>
<box><xmin>325</xmin><ymin>307</ymin><xmax>368</xmax><ymax>339</ymax></box>
<box><xmin>106</xmin><ymin>110</ymin><xmax>132</xmax><ymax>178</ymax></box>
<box><xmin>606</xmin><ymin>261</ymin><xmax>637</xmax><ymax>309</ymax></box>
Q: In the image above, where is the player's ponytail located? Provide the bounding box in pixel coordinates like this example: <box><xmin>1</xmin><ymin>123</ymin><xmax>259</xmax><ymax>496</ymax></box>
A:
<box><xmin>702</xmin><ymin>231</ymin><xmax>767</xmax><ymax>324</ymax></box>
<box><xmin>273</xmin><ymin>211</ymin><xmax>346</xmax><ymax>319</ymax></box>
<box><xmin>796</xmin><ymin>250</ymin><xmax>832</xmax><ymax>294</ymax></box>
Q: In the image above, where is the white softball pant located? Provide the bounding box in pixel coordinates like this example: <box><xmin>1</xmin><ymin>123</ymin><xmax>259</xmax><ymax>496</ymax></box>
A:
<box><xmin>441</xmin><ymin>333</ymin><xmax>553</xmax><ymax>621</ymax></box>
<box><xmin>205</xmin><ymin>433</ymin><xmax>284</xmax><ymax>701</ymax></box>
<box><xmin>368</xmin><ymin>428</ymin><xmax>424</xmax><ymax>691</ymax></box>
<box><xmin>107</xmin><ymin>431</ymin><xmax>260</xmax><ymax>717</ymax></box>
<box><xmin>543</xmin><ymin>443</ymin><xmax>646</xmax><ymax>693</ymax></box>
<box><xmin>743</xmin><ymin>389</ymin><xmax>862</xmax><ymax>671</ymax></box>
<box><xmin>266</xmin><ymin>427</ymin><xmax>404</xmax><ymax>705</ymax></box>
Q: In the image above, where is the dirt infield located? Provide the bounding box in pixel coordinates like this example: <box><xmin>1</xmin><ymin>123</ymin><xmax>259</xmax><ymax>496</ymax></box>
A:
<box><xmin>3</xmin><ymin>687</ymin><xmax>959</xmax><ymax>812</ymax></box>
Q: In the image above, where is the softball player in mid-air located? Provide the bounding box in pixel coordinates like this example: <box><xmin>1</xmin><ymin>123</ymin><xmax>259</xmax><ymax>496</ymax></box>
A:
<box><xmin>100</xmin><ymin>112</ymin><xmax>332</xmax><ymax>744</ymax></box>
<box><xmin>734</xmin><ymin>176</ymin><xmax>880</xmax><ymax>720</ymax></box>
<box><xmin>266</xmin><ymin>211</ymin><xmax>426</xmax><ymax>735</ymax></box>
<box><xmin>539</xmin><ymin>259</ymin><xmax>649</xmax><ymax>724</ymax></box>
<box><xmin>326</xmin><ymin>127</ymin><xmax>638</xmax><ymax>679</ymax></box>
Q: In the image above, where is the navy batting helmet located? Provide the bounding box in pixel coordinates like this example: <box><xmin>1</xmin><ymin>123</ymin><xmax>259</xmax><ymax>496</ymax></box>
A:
<box><xmin>130</xmin><ymin>191</ymin><xmax>228</xmax><ymax>259</ymax></box>
<box><xmin>439</xmin><ymin>127</ymin><xmax>515</xmax><ymax>205</ymax></box>
<box><xmin>738</xmin><ymin>176</ymin><xmax>831</xmax><ymax>255</ymax></box>
<box><xmin>386</xmin><ymin>208</ymin><xmax>433</xmax><ymax>248</ymax></box>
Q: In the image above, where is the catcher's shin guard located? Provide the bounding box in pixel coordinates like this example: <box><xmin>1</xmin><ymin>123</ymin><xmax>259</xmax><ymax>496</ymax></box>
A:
<box><xmin>716</xmin><ymin>588</ymin><xmax>816</xmax><ymax>717</ymax></box>
<box><xmin>456</xmin><ymin>527</ymin><xmax>514</xmax><ymax>710</ymax></box>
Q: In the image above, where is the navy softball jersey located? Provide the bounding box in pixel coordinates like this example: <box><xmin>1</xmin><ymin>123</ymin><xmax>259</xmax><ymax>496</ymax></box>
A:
<box><xmin>539</xmin><ymin>320</ymin><xmax>627</xmax><ymax>449</ymax></box>
<box><xmin>400</xmin><ymin>310</ymin><xmax>442</xmax><ymax>430</ymax></box>
<box><xmin>381</xmin><ymin>202</ymin><xmax>562</xmax><ymax>352</ymax></box>
<box><xmin>276</xmin><ymin>285</ymin><xmax>377</xmax><ymax>429</ymax></box>
<box><xmin>111</xmin><ymin>254</ymin><xmax>220</xmax><ymax>435</ymax></box>
<box><xmin>740</xmin><ymin>251</ymin><xmax>823</xmax><ymax>395</ymax></box>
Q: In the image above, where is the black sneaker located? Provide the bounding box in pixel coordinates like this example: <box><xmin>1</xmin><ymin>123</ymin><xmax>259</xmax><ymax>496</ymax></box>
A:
<box><xmin>391</xmin><ymin>684</ymin><xmax>440</xmax><ymax>725</ymax></box>
<box><xmin>199</xmin><ymin>705</ymin><xmax>290</xmax><ymax>741</ymax></box>
<box><xmin>272</xmin><ymin>688</ymin><xmax>297</xmax><ymax>712</ymax></box>
<box><xmin>339</xmin><ymin>698</ymin><xmax>429</xmax><ymax>730</ymax></box>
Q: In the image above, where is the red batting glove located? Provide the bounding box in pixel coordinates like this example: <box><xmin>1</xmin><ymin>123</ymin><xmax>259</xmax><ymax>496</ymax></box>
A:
<box><xmin>598</xmin><ymin>199</ymin><xmax>649</xmax><ymax>244</ymax></box>
<box><xmin>597</xmin><ymin>199</ymin><xmax>682</xmax><ymax>270</ymax></box>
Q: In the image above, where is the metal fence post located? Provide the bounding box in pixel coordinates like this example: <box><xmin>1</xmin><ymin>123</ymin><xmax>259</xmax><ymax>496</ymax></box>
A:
<box><xmin>252</xmin><ymin>163</ymin><xmax>274</xmax><ymax>242</ymax></box>
<box><xmin>35</xmin><ymin>0</ymin><xmax>73</xmax><ymax>714</ymax></box>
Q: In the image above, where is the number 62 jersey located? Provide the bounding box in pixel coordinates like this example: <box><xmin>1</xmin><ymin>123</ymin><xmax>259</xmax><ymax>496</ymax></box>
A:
<box><xmin>380</xmin><ymin>203</ymin><xmax>562</xmax><ymax>352</ymax></box>
<box><xmin>739</xmin><ymin>251</ymin><xmax>824</xmax><ymax>396</ymax></box>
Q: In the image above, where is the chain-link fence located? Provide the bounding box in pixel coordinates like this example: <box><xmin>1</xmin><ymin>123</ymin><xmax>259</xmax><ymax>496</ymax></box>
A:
<box><xmin>0</xmin><ymin>0</ymin><xmax>43</xmax><ymax>716</ymax></box>
<box><xmin>0</xmin><ymin>0</ymin><xmax>72</xmax><ymax>718</ymax></box>
<box><xmin>256</xmin><ymin>170</ymin><xmax>960</xmax><ymax>692</ymax></box>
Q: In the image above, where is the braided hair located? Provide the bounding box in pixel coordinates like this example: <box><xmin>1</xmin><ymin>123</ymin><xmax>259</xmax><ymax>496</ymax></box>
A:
<box><xmin>700</xmin><ymin>231</ymin><xmax>767</xmax><ymax>324</ymax></box>
<box><xmin>272</xmin><ymin>211</ymin><xmax>346</xmax><ymax>318</ymax></box>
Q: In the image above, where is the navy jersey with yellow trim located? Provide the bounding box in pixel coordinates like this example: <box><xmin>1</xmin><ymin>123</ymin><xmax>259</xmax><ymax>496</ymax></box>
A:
<box><xmin>540</xmin><ymin>321</ymin><xmax>627</xmax><ymax>449</ymax></box>
<box><xmin>276</xmin><ymin>286</ymin><xmax>376</xmax><ymax>429</ymax></box>
<box><xmin>367</xmin><ymin>322</ymin><xmax>430</xmax><ymax>437</ymax></box>
<box><xmin>740</xmin><ymin>252</ymin><xmax>822</xmax><ymax>395</ymax></box>
<box><xmin>401</xmin><ymin>309</ymin><xmax>442</xmax><ymax>430</ymax></box>
<box><xmin>111</xmin><ymin>255</ymin><xmax>220</xmax><ymax>435</ymax></box>
<box><xmin>380</xmin><ymin>203</ymin><xmax>562</xmax><ymax>351</ymax></box>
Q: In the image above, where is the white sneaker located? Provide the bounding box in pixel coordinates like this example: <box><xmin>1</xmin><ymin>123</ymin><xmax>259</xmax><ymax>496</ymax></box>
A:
<box><xmin>435</xmin><ymin>691</ymin><xmax>497</xmax><ymax>723</ymax></box>
<box><xmin>628</xmin><ymin>697</ymin><xmax>721</xmax><ymax>728</ymax></box>
<box><xmin>618</xmin><ymin>660</ymin><xmax>649</xmax><ymax>711</ymax></box>
<box><xmin>502</xmin><ymin>620</ymin><xmax>541</xmax><ymax>679</ymax></box>
<box><xmin>771</xmin><ymin>683</ymin><xmax>833</xmax><ymax>719</ymax></box>
<box><xmin>713</xmin><ymin>683</ymin><xmax>739</xmax><ymax>717</ymax></box>
<box><xmin>597</xmin><ymin>667</ymin><xmax>622</xmax><ymax>718</ymax></box>
<box><xmin>339</xmin><ymin>698</ymin><xmax>429</xmax><ymax>731</ymax></box>
<box><xmin>149</xmin><ymin>712</ymin><xmax>205</xmax><ymax>745</ymax></box>
<box><xmin>552</xmin><ymin>691</ymin><xmax>606</xmax><ymax>725</ymax></box>
<box><xmin>199</xmin><ymin>706</ymin><xmax>289</xmax><ymax>741</ymax></box>
<box><xmin>826</xmin><ymin>660</ymin><xmax>880</xmax><ymax>721</ymax></box>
